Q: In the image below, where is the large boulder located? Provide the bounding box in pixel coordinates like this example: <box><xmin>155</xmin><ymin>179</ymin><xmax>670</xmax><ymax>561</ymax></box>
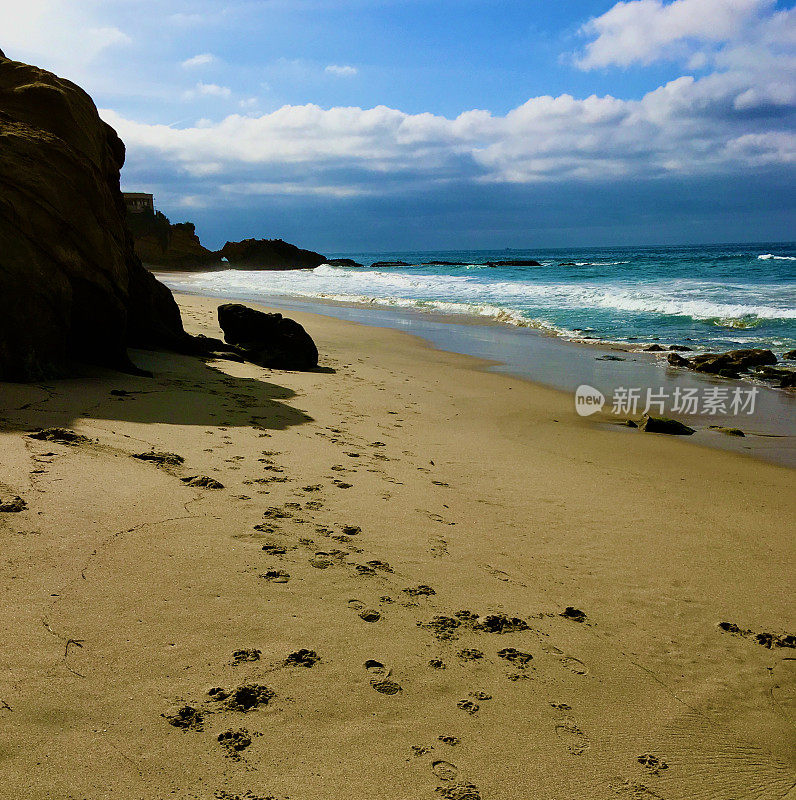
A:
<box><xmin>218</xmin><ymin>238</ymin><xmax>326</xmax><ymax>269</ymax></box>
<box><xmin>217</xmin><ymin>304</ymin><xmax>318</xmax><ymax>370</ymax></box>
<box><xmin>0</xmin><ymin>54</ymin><xmax>190</xmax><ymax>380</ymax></box>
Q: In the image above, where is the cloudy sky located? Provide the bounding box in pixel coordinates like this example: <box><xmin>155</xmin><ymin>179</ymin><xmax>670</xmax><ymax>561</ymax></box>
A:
<box><xmin>2</xmin><ymin>0</ymin><xmax>794</xmax><ymax>252</ymax></box>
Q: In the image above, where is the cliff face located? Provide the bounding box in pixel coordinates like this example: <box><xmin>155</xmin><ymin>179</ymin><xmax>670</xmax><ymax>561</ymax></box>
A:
<box><xmin>127</xmin><ymin>209</ymin><xmax>220</xmax><ymax>270</ymax></box>
<box><xmin>0</xmin><ymin>54</ymin><xmax>188</xmax><ymax>381</ymax></box>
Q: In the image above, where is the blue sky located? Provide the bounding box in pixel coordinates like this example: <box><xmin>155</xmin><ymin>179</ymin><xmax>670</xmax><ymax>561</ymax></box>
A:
<box><xmin>3</xmin><ymin>0</ymin><xmax>795</xmax><ymax>252</ymax></box>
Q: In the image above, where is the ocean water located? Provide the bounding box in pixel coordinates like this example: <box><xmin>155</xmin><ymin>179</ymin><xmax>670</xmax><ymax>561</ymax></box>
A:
<box><xmin>164</xmin><ymin>242</ymin><xmax>796</xmax><ymax>356</ymax></box>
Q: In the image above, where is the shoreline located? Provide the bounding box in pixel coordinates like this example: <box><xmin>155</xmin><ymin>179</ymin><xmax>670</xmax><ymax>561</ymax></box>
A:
<box><xmin>163</xmin><ymin>279</ymin><xmax>796</xmax><ymax>468</ymax></box>
<box><xmin>2</xmin><ymin>291</ymin><xmax>794</xmax><ymax>799</ymax></box>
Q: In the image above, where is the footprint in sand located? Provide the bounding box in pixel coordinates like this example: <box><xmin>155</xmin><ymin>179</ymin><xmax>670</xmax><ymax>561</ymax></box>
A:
<box><xmin>309</xmin><ymin>553</ymin><xmax>334</xmax><ymax>569</ymax></box>
<box><xmin>637</xmin><ymin>753</ymin><xmax>669</xmax><ymax>775</ymax></box>
<box><xmin>181</xmin><ymin>475</ymin><xmax>224</xmax><ymax>489</ymax></box>
<box><xmin>372</xmin><ymin>678</ymin><xmax>401</xmax><ymax>695</ymax></box>
<box><xmin>457</xmin><ymin>649</ymin><xmax>484</xmax><ymax>662</ymax></box>
<box><xmin>430</xmin><ymin>536</ymin><xmax>449</xmax><ymax>557</ymax></box>
<box><xmin>403</xmin><ymin>585</ymin><xmax>436</xmax><ymax>598</ymax></box>
<box><xmin>363</xmin><ymin>660</ymin><xmax>402</xmax><ymax>694</ymax></box>
<box><xmin>560</xmin><ymin>656</ymin><xmax>589</xmax><ymax>675</ymax></box>
<box><xmin>540</xmin><ymin>644</ymin><xmax>589</xmax><ymax>675</ymax></box>
<box><xmin>217</xmin><ymin>728</ymin><xmax>252</xmax><ymax>759</ymax></box>
<box><xmin>432</xmin><ymin>760</ymin><xmax>459</xmax><ymax>780</ymax></box>
<box><xmin>0</xmin><ymin>495</ymin><xmax>27</xmax><ymax>512</ymax></box>
<box><xmin>436</xmin><ymin>784</ymin><xmax>482</xmax><ymax>800</ymax></box>
<box><xmin>456</xmin><ymin>699</ymin><xmax>479</xmax><ymax>715</ymax></box>
<box><xmin>285</xmin><ymin>649</ymin><xmax>320</xmax><ymax>667</ymax></box>
<box><xmin>260</xmin><ymin>570</ymin><xmax>290</xmax><ymax>583</ymax></box>
<box><xmin>359</xmin><ymin>609</ymin><xmax>381</xmax><ymax>622</ymax></box>
<box><xmin>555</xmin><ymin>718</ymin><xmax>590</xmax><ymax>756</ymax></box>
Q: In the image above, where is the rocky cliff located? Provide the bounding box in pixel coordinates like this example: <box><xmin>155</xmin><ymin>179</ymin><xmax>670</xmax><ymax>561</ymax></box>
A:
<box><xmin>127</xmin><ymin>209</ymin><xmax>219</xmax><ymax>270</ymax></box>
<box><xmin>0</xmin><ymin>52</ymin><xmax>191</xmax><ymax>380</ymax></box>
<box><xmin>127</xmin><ymin>211</ymin><xmax>328</xmax><ymax>272</ymax></box>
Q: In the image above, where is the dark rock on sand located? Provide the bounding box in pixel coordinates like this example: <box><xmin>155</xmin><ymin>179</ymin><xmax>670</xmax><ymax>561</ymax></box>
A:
<box><xmin>783</xmin><ymin>349</ymin><xmax>796</xmax><ymax>360</ymax></box>
<box><xmin>0</xmin><ymin>54</ymin><xmax>191</xmax><ymax>380</ymax></box>
<box><xmin>638</xmin><ymin>414</ymin><xmax>695</xmax><ymax>436</ymax></box>
<box><xmin>560</xmin><ymin>606</ymin><xmax>587</xmax><ymax>623</ymax></box>
<box><xmin>709</xmin><ymin>426</ymin><xmax>745</xmax><ymax>437</ymax></box>
<box><xmin>218</xmin><ymin>238</ymin><xmax>326</xmax><ymax>269</ymax></box>
<box><xmin>218</xmin><ymin>303</ymin><xmax>318</xmax><ymax>371</ymax></box>
<box><xmin>669</xmin><ymin>345</ymin><xmax>692</xmax><ymax>351</ymax></box>
<box><xmin>644</xmin><ymin>344</ymin><xmax>666</xmax><ymax>352</ymax></box>
<box><xmin>667</xmin><ymin>353</ymin><xmax>690</xmax><ymax>367</ymax></box>
<box><xmin>752</xmin><ymin>366</ymin><xmax>796</xmax><ymax>388</ymax></box>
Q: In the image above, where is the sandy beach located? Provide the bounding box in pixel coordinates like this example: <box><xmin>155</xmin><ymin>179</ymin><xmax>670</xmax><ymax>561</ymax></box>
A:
<box><xmin>1</xmin><ymin>292</ymin><xmax>793</xmax><ymax>800</ymax></box>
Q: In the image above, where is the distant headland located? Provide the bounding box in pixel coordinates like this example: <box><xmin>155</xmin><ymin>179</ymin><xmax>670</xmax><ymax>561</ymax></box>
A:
<box><xmin>123</xmin><ymin>193</ymin><xmax>327</xmax><ymax>271</ymax></box>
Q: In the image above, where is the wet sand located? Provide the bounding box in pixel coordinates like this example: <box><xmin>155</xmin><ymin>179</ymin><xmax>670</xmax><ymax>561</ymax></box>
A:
<box><xmin>0</xmin><ymin>292</ymin><xmax>793</xmax><ymax>799</ymax></box>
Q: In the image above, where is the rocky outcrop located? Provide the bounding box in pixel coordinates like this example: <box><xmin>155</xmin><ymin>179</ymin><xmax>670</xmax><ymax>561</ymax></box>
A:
<box><xmin>666</xmin><ymin>347</ymin><xmax>795</xmax><ymax>387</ymax></box>
<box><xmin>689</xmin><ymin>348</ymin><xmax>777</xmax><ymax>377</ymax></box>
<box><xmin>486</xmin><ymin>260</ymin><xmax>542</xmax><ymax>267</ymax></box>
<box><xmin>371</xmin><ymin>261</ymin><xmax>411</xmax><ymax>268</ymax></box>
<box><xmin>217</xmin><ymin>304</ymin><xmax>318</xmax><ymax>370</ymax></box>
<box><xmin>0</xmin><ymin>54</ymin><xmax>191</xmax><ymax>380</ymax></box>
<box><xmin>127</xmin><ymin>210</ymin><xmax>219</xmax><ymax>270</ymax></box>
<box><xmin>218</xmin><ymin>238</ymin><xmax>325</xmax><ymax>269</ymax></box>
<box><xmin>325</xmin><ymin>258</ymin><xmax>363</xmax><ymax>267</ymax></box>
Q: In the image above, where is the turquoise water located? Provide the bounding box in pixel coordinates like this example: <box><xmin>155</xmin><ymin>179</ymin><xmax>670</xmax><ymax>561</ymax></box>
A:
<box><xmin>166</xmin><ymin>242</ymin><xmax>796</xmax><ymax>355</ymax></box>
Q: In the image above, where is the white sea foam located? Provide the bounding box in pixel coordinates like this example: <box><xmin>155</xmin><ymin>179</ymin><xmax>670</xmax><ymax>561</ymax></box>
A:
<box><xmin>758</xmin><ymin>253</ymin><xmax>796</xmax><ymax>260</ymax></box>
<box><xmin>165</xmin><ymin>266</ymin><xmax>796</xmax><ymax>329</ymax></box>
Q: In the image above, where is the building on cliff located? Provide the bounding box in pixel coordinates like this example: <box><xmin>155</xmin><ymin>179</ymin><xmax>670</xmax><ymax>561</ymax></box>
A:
<box><xmin>123</xmin><ymin>192</ymin><xmax>154</xmax><ymax>214</ymax></box>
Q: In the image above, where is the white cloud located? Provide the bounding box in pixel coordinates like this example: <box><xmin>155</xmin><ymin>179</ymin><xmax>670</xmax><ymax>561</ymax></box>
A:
<box><xmin>181</xmin><ymin>53</ymin><xmax>217</xmax><ymax>69</ymax></box>
<box><xmin>0</xmin><ymin>0</ymin><xmax>131</xmax><ymax>74</ymax></box>
<box><xmin>325</xmin><ymin>64</ymin><xmax>358</xmax><ymax>77</ymax></box>
<box><xmin>101</xmin><ymin>48</ymin><xmax>796</xmax><ymax>203</ymax></box>
<box><xmin>577</xmin><ymin>0</ymin><xmax>774</xmax><ymax>69</ymax></box>
<box><xmin>182</xmin><ymin>82</ymin><xmax>232</xmax><ymax>100</ymax></box>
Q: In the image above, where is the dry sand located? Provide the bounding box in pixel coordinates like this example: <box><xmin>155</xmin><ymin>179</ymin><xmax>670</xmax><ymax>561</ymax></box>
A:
<box><xmin>0</xmin><ymin>292</ymin><xmax>793</xmax><ymax>800</ymax></box>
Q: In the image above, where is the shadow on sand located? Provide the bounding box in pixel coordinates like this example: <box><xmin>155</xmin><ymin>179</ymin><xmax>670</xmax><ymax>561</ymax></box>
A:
<box><xmin>0</xmin><ymin>348</ymin><xmax>316</xmax><ymax>433</ymax></box>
